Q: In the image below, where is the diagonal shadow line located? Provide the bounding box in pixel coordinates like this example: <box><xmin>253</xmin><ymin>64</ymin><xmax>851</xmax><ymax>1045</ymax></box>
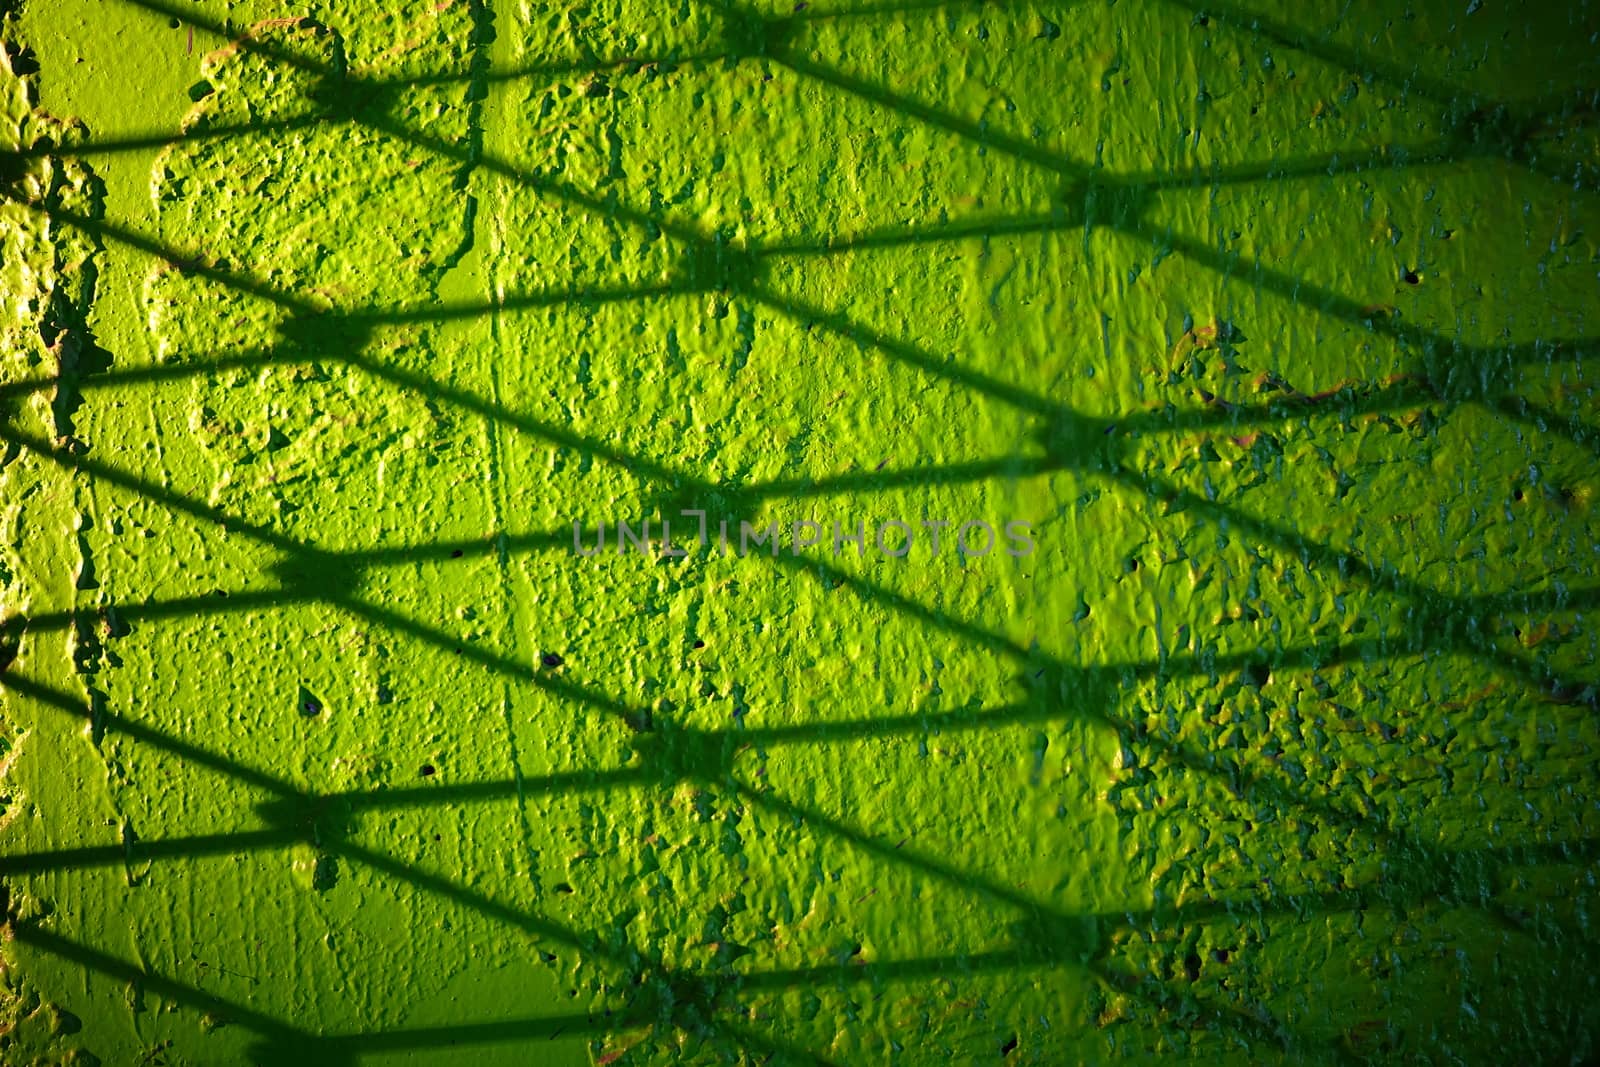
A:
<box><xmin>731</xmin><ymin>773</ymin><xmax>1600</xmax><ymax>1048</ymax></box>
<box><xmin>1091</xmin><ymin>961</ymin><xmax>1314</xmax><ymax>1059</ymax></box>
<box><xmin>758</xmin><ymin>10</ymin><xmax>1597</xmax><ymax>205</ymax></box>
<box><xmin>278</xmin><ymin>481</ymin><xmax>1595</xmax><ymax>743</ymax></box>
<box><xmin>346</xmin><ymin>352</ymin><xmax>714</xmax><ymax>490</ymax></box>
<box><xmin>753</xmin><ymin>208</ymin><xmax>1077</xmax><ymax>257</ymax></box>
<box><xmin>0</xmin><ymin>829</ymin><xmax>305</xmax><ymax>876</ymax></box>
<box><xmin>769</xmin><ymin>231</ymin><xmax>1591</xmax><ymax>479</ymax></box>
<box><xmin>8</xmin><ymin>923</ymin><xmax>633</xmax><ymax>1063</ymax></box>
<box><xmin>1127</xmin><ymin>353</ymin><xmax>1600</xmax><ymax>469</ymax></box>
<box><xmin>0</xmin><ymin>189</ymin><xmax>316</xmax><ymax>314</ymax></box>
<box><xmin>738</xmin><ymin>770</ymin><xmax>1358</xmax><ymax>949</ymax></box>
<box><xmin>732</xmin><ymin>780</ymin><xmax>1052</xmax><ymax>917</ymax></box>
<box><xmin>67</xmin><ymin>0</ymin><xmax>1574</xmax><ymax>270</ymax></box>
<box><xmin>13</xmin><ymin>674</ymin><xmax>1594</xmax><ymax>933</ymax></box>
<box><xmin>0</xmin><ymin>769</ymin><xmax>655</xmax><ymax>878</ymax></box>
<box><xmin>781</xmin><ymin>0</ymin><xmax>1044</xmax><ymax>21</ymax></box>
<box><xmin>27</xmin><ymin>178</ymin><xmax>1568</xmax><ymax>456</ymax></box>
<box><xmin>11</xmin><ymin>606</ymin><xmax>1505</xmax><ymax>850</ymax></box>
<box><xmin>22</xmin><ymin>49</ymin><xmax>719</xmax><ymax>161</ymax></box>
<box><xmin>338</xmin><ymin>769</ymin><xmax>1288</xmax><ymax>1057</ymax></box>
<box><xmin>6</xmin><ymin>924</ymin><xmax>302</xmax><ymax>1041</ymax></box>
<box><xmin>327</xmin><ymin>591</ymin><xmax>655</xmax><ymax>731</ymax></box>
<box><xmin>9</xmin><ymin>126</ymin><xmax>715</xmax><ymax>341</ymax></box>
<box><xmin>352</xmin><ymin>106</ymin><xmax>714</xmax><ymax>246</ymax></box>
<box><xmin>4</xmin><ymin>114</ymin><xmax>330</xmax><ymax>160</ymax></box>
<box><xmin>13</xmin><ymin>594</ymin><xmax>1584</xmax><ymax>873</ymax></box>
<box><xmin>4</xmin><ymin>314</ymin><xmax>1085</xmax><ymax>515</ymax></box>
<box><xmin>118</xmin><ymin>0</ymin><xmax>1303</xmax><ymax>338</ymax></box>
<box><xmin>1140</xmin><ymin>220</ymin><xmax>1534</xmax><ymax>360</ymax></box>
<box><xmin>1</xmin><ymin>777</ymin><xmax>668</xmax><ymax>876</ymax></box>
<box><xmin>764</xmin><ymin>553</ymin><xmax>1035</xmax><ymax>661</ymax></box>
<box><xmin>0</xmin><ymin>343</ymin><xmax>309</xmax><ymax>403</ymax></box>
<box><xmin>73</xmin><ymin>0</ymin><xmax>1600</xmax><ymax>371</ymax></box>
<box><xmin>1122</xmin><ymin>835</ymin><xmax>1600</xmax><ymax>934</ymax></box>
<box><xmin>353</xmin><ymin>279</ymin><xmax>698</xmax><ymax>325</ymax></box>
<box><xmin>739</xmin><ymin>856</ymin><xmax>1580</xmax><ymax>990</ymax></box>
<box><xmin>1121</xmin><ymin>140</ymin><xmax>1466</xmax><ymax>193</ymax></box>
<box><xmin>18</xmin><ymin>23</ymin><xmax>1584</xmax><ymax>468</ymax></box>
<box><xmin>309</xmin><ymin>1009</ymin><xmax>629</xmax><ymax>1054</ymax></box>
<box><xmin>0</xmin><ymin>848</ymin><xmax>984</xmax><ymax>1063</ymax></box>
<box><xmin>709</xmin><ymin>1020</ymin><xmax>842</xmax><ymax>1067</ymax></box>
<box><xmin>735</xmin><ymin>453</ymin><xmax>1074</xmax><ymax>499</ymax></box>
<box><xmin>718</xmin><ymin>940</ymin><xmax>1298</xmax><ymax>1036</ymax></box>
<box><xmin>1111</xmin><ymin>468</ymin><xmax>1600</xmax><ymax>699</ymax></box>
<box><xmin>765</xmin><ymin>46</ymin><xmax>1093</xmax><ymax>181</ymax></box>
<box><xmin>743</xmin><ymin>281</ymin><xmax>1069</xmax><ymax>419</ymax></box>
<box><xmin>0</xmin><ymin>342</ymin><xmax>722</xmax><ymax>533</ymax></box>
<box><xmin>750</xmin><ymin>239</ymin><xmax>1581</xmax><ymax>453</ymax></box>
<box><xmin>323</xmin><ymin>767</ymin><xmax>651</xmax><ymax>812</ymax></box>
<box><xmin>38</xmin><ymin>18</ymin><xmax>1588</xmax><ymax>308</ymax></box>
<box><xmin>9</xmin><ymin>353</ymin><xmax>1578</xmax><ymax>552</ymax></box>
<box><xmin>3</xmin><ymin>422</ymin><xmax>1584</xmax><ymax>807</ymax></box>
<box><xmin>18</xmin><ymin>2</ymin><xmax>1593</xmax><ymax>1049</ymax></box>
<box><xmin>1113</xmin><ymin>464</ymin><xmax>1509</xmax><ymax>606</ymax></box>
<box><xmin>116</xmin><ymin>0</ymin><xmax>329</xmax><ymax>78</ymax></box>
<box><xmin>8</xmin><ymin>588</ymin><xmax>315</xmax><ymax>638</ymax></box>
<box><xmin>122</xmin><ymin>0</ymin><xmax>722</xmax><ymax>88</ymax></box>
<box><xmin>0</xmin><ymin>423</ymin><xmax>304</xmax><ymax>553</ymax></box>
<box><xmin>0</xmin><ymin>288</ymin><xmax>1579</xmax><ymax>498</ymax></box>
<box><xmin>1100</xmin><ymin>692</ymin><xmax>1580</xmax><ymax>898</ymax></box>
<box><xmin>1488</xmin><ymin>395</ymin><xmax>1600</xmax><ymax>462</ymax></box>
<box><xmin>16</xmin><ymin>549</ymin><xmax>1589</xmax><ymax>938</ymax></box>
<box><xmin>764</xmin><ymin>537</ymin><xmax>1587</xmax><ymax>703</ymax></box>
<box><xmin>1150</xmin><ymin>0</ymin><xmax>1555</xmax><ymax>115</ymax></box>
<box><xmin>1125</xmin><ymin>130</ymin><xmax>1596</xmax><ymax>196</ymax></box>
<box><xmin>0</xmin><ymin>54</ymin><xmax>1561</xmax><ymax>1067</ymax></box>
<box><xmin>0</xmin><ymin>232</ymin><xmax>1585</xmax><ymax>502</ymax></box>
<box><xmin>7</xmin><ymin>54</ymin><xmax>734</xmax><ymax>164</ymax></box>
<box><xmin>1134</xmin><ymin>218</ymin><xmax>1600</xmax><ymax>378</ymax></box>
<box><xmin>112</xmin><ymin>0</ymin><xmax>721</xmax><ymax>252</ymax></box>
<box><xmin>90</xmin><ymin>225</ymin><xmax>1574</xmax><ymax>1049</ymax></box>
<box><xmin>329</xmin><ymin>840</ymin><xmax>605</xmax><ymax>956</ymax></box>
<box><xmin>0</xmin><ymin>671</ymin><xmax>298</xmax><ymax>797</ymax></box>
<box><xmin>15</xmin><ymin>806</ymin><xmax>1075</xmax><ymax>1062</ymax></box>
<box><xmin>729</xmin><ymin>781</ymin><xmax>1313</xmax><ymax>1054</ymax></box>
<box><xmin>0</xmin><ymin>345</ymin><xmax>717</xmax><ymax>561</ymax></box>
<box><xmin>751</xmin><ymin>539</ymin><xmax>1598</xmax><ymax>890</ymax></box>
<box><xmin>1125</xmin><ymin>223</ymin><xmax>1600</xmax><ymax>452</ymax></box>
<box><xmin>319</xmin><ymin>796</ymin><xmax>756</xmax><ymax>1064</ymax></box>
<box><xmin>6</xmin><ymin>642</ymin><xmax>1590</xmax><ymax>1060</ymax></box>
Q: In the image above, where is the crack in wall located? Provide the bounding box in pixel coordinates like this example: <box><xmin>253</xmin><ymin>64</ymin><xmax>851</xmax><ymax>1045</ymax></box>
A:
<box><xmin>457</xmin><ymin>0</ymin><xmax>551</xmax><ymax>892</ymax></box>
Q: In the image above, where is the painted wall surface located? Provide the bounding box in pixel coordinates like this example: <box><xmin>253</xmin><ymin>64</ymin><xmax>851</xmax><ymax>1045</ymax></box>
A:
<box><xmin>1</xmin><ymin>0</ymin><xmax>1598</xmax><ymax>1063</ymax></box>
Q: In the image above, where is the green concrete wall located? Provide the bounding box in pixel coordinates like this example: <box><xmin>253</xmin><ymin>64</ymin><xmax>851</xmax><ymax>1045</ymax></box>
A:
<box><xmin>1</xmin><ymin>0</ymin><xmax>1597</xmax><ymax>1063</ymax></box>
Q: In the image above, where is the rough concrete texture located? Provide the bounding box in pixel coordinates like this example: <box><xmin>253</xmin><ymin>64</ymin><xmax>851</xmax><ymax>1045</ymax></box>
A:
<box><xmin>1</xmin><ymin>0</ymin><xmax>1598</xmax><ymax>1063</ymax></box>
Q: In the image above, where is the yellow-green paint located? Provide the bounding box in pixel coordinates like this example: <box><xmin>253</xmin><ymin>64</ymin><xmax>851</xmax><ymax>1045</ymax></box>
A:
<box><xmin>1</xmin><ymin>0</ymin><xmax>1598</xmax><ymax>1063</ymax></box>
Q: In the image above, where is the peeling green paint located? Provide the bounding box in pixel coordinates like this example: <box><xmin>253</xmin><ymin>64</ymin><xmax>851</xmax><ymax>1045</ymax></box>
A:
<box><xmin>1</xmin><ymin>0</ymin><xmax>1598</xmax><ymax>1064</ymax></box>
